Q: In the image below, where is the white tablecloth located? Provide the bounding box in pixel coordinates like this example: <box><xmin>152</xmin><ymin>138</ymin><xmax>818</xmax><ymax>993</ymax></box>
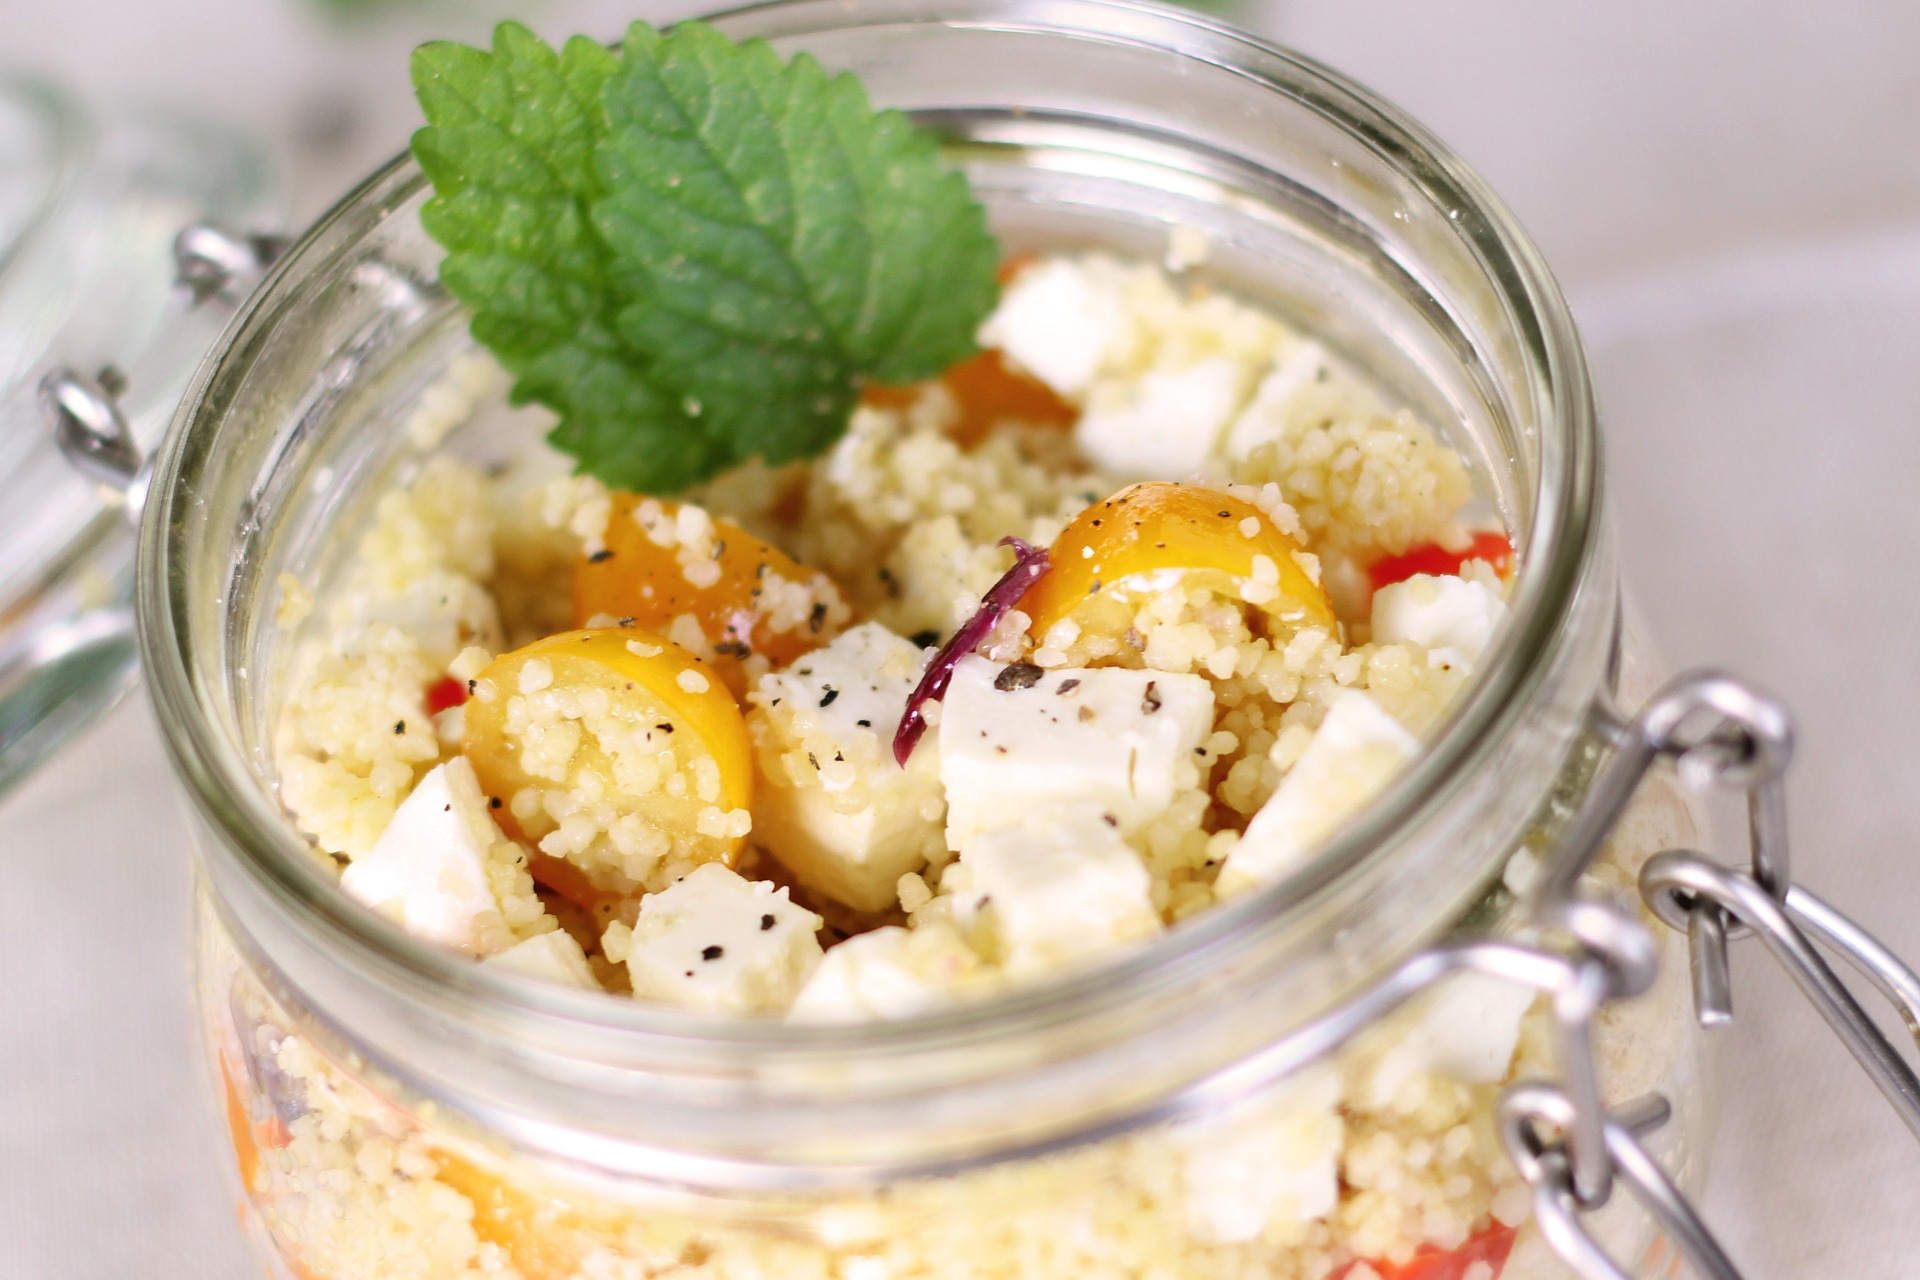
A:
<box><xmin>6</xmin><ymin>1</ymin><xmax>1920</xmax><ymax>1275</ymax></box>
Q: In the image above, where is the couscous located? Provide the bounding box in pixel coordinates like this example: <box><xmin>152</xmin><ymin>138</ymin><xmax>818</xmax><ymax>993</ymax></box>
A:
<box><xmin>220</xmin><ymin>248</ymin><xmax>1694</xmax><ymax>1280</ymax></box>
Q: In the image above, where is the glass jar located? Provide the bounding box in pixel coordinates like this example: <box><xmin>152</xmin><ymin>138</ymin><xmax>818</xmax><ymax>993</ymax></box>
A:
<box><xmin>0</xmin><ymin>73</ymin><xmax>276</xmax><ymax>796</ymax></box>
<box><xmin>142</xmin><ymin>3</ymin><xmax>1713</xmax><ymax>1277</ymax></box>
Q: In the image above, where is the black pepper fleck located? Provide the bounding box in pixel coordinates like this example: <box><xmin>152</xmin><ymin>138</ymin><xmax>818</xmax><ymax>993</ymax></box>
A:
<box><xmin>393</xmin><ymin>720</ymin><xmax>406</xmax><ymax>735</ymax></box>
<box><xmin>466</xmin><ymin>679</ymin><xmax>477</xmax><ymax>694</ymax></box>
<box><xmin>808</xmin><ymin>752</ymin><xmax>821</xmax><ymax>770</ymax></box>
<box><xmin>490</xmin><ymin>797</ymin><xmax>502</xmax><ymax>809</ymax></box>
<box><xmin>656</xmin><ymin>723</ymin><xmax>675</xmax><ymax>733</ymax></box>
<box><xmin>909</xmin><ymin>629</ymin><xmax>940</xmax><ymax>649</ymax></box>
<box><xmin>760</xmin><ymin>914</ymin><xmax>776</xmax><ymax>931</ymax></box>
<box><xmin>1057</xmin><ymin>678</ymin><xmax>1081</xmax><ymax>694</ymax></box>
<box><xmin>701</xmin><ymin>945</ymin><xmax>725</xmax><ymax>961</ymax></box>
<box><xmin>819</xmin><ymin>687</ymin><xmax>840</xmax><ymax>707</ymax></box>
<box><xmin>809</xmin><ymin>602</ymin><xmax>828</xmax><ymax>633</ymax></box>
<box><xmin>856</xmin><ymin>718</ymin><xmax>872</xmax><ymax>728</ymax></box>
<box><xmin>993</xmin><ymin>662</ymin><xmax>1044</xmax><ymax>692</ymax></box>
<box><xmin>587</xmin><ymin>549</ymin><xmax>614</xmax><ymax>564</ymax></box>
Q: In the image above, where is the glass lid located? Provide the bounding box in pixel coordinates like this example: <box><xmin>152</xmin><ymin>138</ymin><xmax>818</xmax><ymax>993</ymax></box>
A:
<box><xmin>0</xmin><ymin>73</ymin><xmax>280</xmax><ymax>797</ymax></box>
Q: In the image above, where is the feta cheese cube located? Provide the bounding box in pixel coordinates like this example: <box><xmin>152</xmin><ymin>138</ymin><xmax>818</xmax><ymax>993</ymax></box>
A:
<box><xmin>1074</xmin><ymin>357</ymin><xmax>1247</xmax><ymax>480</ymax></box>
<box><xmin>1218</xmin><ymin>690</ymin><xmax>1417</xmax><ymax>895</ymax></box>
<box><xmin>959</xmin><ymin>805</ymin><xmax>1161</xmax><ymax>972</ymax></box>
<box><xmin>340</xmin><ymin>758</ymin><xmax>512</xmax><ymax>953</ymax></box>
<box><xmin>977</xmin><ymin>258</ymin><xmax>1124</xmax><ymax>399</ymax></box>
<box><xmin>939</xmin><ymin>657</ymin><xmax>1214</xmax><ymax>848</ymax></box>
<box><xmin>787</xmin><ymin>922</ymin><xmax>981</xmax><ymax>1023</ymax></box>
<box><xmin>481</xmin><ymin>930</ymin><xmax>601</xmax><ymax>991</ymax></box>
<box><xmin>617</xmin><ymin>864</ymin><xmax>823</xmax><ymax>1014</ymax></box>
<box><xmin>1360</xmin><ymin>973</ymin><xmax>1537</xmax><ymax>1106</ymax></box>
<box><xmin>336</xmin><ymin>567</ymin><xmax>503</xmax><ymax>667</ymax></box>
<box><xmin>1177</xmin><ymin>1064</ymin><xmax>1343</xmax><ymax>1243</ymax></box>
<box><xmin>1221</xmin><ymin>338</ymin><xmax>1334</xmax><ymax>460</ymax></box>
<box><xmin>748</xmin><ymin>624</ymin><xmax>946</xmax><ymax>912</ymax></box>
<box><xmin>1370</xmin><ymin>572</ymin><xmax>1508</xmax><ymax>670</ymax></box>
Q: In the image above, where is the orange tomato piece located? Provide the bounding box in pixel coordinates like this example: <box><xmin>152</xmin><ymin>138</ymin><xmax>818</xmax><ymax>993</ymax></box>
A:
<box><xmin>435</xmin><ymin>1150</ymin><xmax>629</xmax><ymax>1280</ymax></box>
<box><xmin>1019</xmin><ymin>482</ymin><xmax>1338</xmax><ymax>642</ymax></box>
<box><xmin>864</xmin><ymin>348</ymin><xmax>1077</xmax><ymax>448</ymax></box>
<box><xmin>573</xmin><ymin>495</ymin><xmax>841</xmax><ymax>697</ymax></box>
<box><xmin>462</xmin><ymin>629</ymin><xmax>753</xmax><ymax>870</ymax></box>
<box><xmin>1344</xmin><ymin>1223</ymin><xmax>1518</xmax><ymax>1280</ymax></box>
<box><xmin>221</xmin><ymin>1057</ymin><xmax>263</xmax><ymax>1194</ymax></box>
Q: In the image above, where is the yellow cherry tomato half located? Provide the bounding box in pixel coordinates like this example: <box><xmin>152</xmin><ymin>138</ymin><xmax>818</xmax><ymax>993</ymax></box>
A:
<box><xmin>435</xmin><ymin>1149</ymin><xmax>628</xmax><ymax>1280</ymax></box>
<box><xmin>863</xmin><ymin>347</ymin><xmax>1078</xmax><ymax>449</ymax></box>
<box><xmin>462</xmin><ymin>629</ymin><xmax>753</xmax><ymax>877</ymax></box>
<box><xmin>572</xmin><ymin>495</ymin><xmax>842</xmax><ymax>698</ymax></box>
<box><xmin>1019</xmin><ymin>482</ymin><xmax>1338</xmax><ymax>641</ymax></box>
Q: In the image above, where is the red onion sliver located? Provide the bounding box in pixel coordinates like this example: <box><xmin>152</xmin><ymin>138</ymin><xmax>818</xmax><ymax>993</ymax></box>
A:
<box><xmin>893</xmin><ymin>536</ymin><xmax>1051</xmax><ymax>766</ymax></box>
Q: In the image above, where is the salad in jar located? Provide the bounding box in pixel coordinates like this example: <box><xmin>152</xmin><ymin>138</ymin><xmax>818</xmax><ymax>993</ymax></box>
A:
<box><xmin>211</xmin><ymin>16</ymin><xmax>1701</xmax><ymax>1280</ymax></box>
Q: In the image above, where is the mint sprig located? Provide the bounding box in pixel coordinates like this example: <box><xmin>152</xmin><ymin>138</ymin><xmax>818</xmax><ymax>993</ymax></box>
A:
<box><xmin>411</xmin><ymin>20</ymin><xmax>1000</xmax><ymax>491</ymax></box>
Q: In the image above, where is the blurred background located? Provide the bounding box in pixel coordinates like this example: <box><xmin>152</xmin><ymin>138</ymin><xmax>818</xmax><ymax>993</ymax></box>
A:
<box><xmin>6</xmin><ymin>0</ymin><xmax>1920</xmax><ymax>1275</ymax></box>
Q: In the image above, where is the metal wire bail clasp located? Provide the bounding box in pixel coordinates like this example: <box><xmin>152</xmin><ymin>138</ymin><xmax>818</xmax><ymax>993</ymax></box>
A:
<box><xmin>1504</xmin><ymin>669</ymin><xmax>1920</xmax><ymax>1280</ymax></box>
<box><xmin>39</xmin><ymin>223</ymin><xmax>287</xmax><ymax>519</ymax></box>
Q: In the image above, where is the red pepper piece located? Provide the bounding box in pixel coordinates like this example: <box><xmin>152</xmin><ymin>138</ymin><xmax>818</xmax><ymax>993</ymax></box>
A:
<box><xmin>1367</xmin><ymin>531</ymin><xmax>1514</xmax><ymax>591</ymax></box>
<box><xmin>1342</xmin><ymin>1222</ymin><xmax>1517</xmax><ymax>1280</ymax></box>
<box><xmin>424</xmin><ymin>675</ymin><xmax>468</xmax><ymax>716</ymax></box>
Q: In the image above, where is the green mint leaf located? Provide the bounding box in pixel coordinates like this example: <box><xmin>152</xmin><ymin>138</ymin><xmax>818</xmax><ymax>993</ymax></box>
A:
<box><xmin>411</xmin><ymin>20</ymin><xmax>999</xmax><ymax>491</ymax></box>
<box><xmin>411</xmin><ymin>23</ymin><xmax>720</xmax><ymax>490</ymax></box>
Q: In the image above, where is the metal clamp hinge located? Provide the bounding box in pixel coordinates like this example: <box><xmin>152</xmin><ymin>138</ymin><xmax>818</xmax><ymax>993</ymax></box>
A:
<box><xmin>1503</xmin><ymin>669</ymin><xmax>1920</xmax><ymax>1280</ymax></box>
<box><xmin>38</xmin><ymin>222</ymin><xmax>286</xmax><ymax>517</ymax></box>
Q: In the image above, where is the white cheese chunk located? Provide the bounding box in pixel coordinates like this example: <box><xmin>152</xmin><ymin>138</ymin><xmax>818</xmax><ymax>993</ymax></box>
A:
<box><xmin>340</xmin><ymin>758</ymin><xmax>510</xmax><ymax>953</ymax></box>
<box><xmin>1361</xmin><ymin>973</ymin><xmax>1537</xmax><ymax>1106</ymax></box>
<box><xmin>939</xmin><ymin>657</ymin><xmax>1214</xmax><ymax>849</ymax></box>
<box><xmin>1177</xmin><ymin>1065</ymin><xmax>1343</xmax><ymax>1243</ymax></box>
<box><xmin>1370</xmin><ymin>572</ymin><xmax>1508</xmax><ymax>671</ymax></box>
<box><xmin>481</xmin><ymin>930</ymin><xmax>601</xmax><ymax>991</ymax></box>
<box><xmin>787</xmin><ymin>922</ymin><xmax>981</xmax><ymax>1023</ymax></box>
<box><xmin>1074</xmin><ymin>357</ymin><xmax>1246</xmax><ymax>481</ymax></box>
<box><xmin>977</xmin><ymin>258</ymin><xmax>1124</xmax><ymax>399</ymax></box>
<box><xmin>336</xmin><ymin>567</ymin><xmax>503</xmax><ymax>667</ymax></box>
<box><xmin>748</xmin><ymin>624</ymin><xmax>946</xmax><ymax>912</ymax></box>
<box><xmin>618</xmin><ymin>864</ymin><xmax>823</xmax><ymax>1015</ymax></box>
<box><xmin>1221</xmin><ymin>338</ymin><xmax>1333</xmax><ymax>460</ymax></box>
<box><xmin>958</xmin><ymin>805</ymin><xmax>1161</xmax><ymax>973</ymax></box>
<box><xmin>1218</xmin><ymin>690</ymin><xmax>1418</xmax><ymax>896</ymax></box>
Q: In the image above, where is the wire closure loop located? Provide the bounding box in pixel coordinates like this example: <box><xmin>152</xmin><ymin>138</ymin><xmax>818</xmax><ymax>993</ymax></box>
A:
<box><xmin>1492</xmin><ymin>669</ymin><xmax>1920</xmax><ymax>1279</ymax></box>
<box><xmin>1497</xmin><ymin>1088</ymin><xmax>1742</xmax><ymax>1280</ymax></box>
<box><xmin>1642</xmin><ymin>854</ymin><xmax>1920</xmax><ymax>1143</ymax></box>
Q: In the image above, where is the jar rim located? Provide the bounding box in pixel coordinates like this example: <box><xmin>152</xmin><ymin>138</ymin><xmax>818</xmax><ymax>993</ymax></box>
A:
<box><xmin>140</xmin><ymin>0</ymin><xmax>1600</xmax><ymax>1145</ymax></box>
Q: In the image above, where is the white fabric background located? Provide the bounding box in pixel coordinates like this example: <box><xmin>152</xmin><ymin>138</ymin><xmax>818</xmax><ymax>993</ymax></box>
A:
<box><xmin>5</xmin><ymin>1</ymin><xmax>1920</xmax><ymax>1275</ymax></box>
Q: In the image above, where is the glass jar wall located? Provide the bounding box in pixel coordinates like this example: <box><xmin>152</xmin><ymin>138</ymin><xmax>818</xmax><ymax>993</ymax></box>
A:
<box><xmin>144</xmin><ymin>3</ymin><xmax>1712</xmax><ymax>1277</ymax></box>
